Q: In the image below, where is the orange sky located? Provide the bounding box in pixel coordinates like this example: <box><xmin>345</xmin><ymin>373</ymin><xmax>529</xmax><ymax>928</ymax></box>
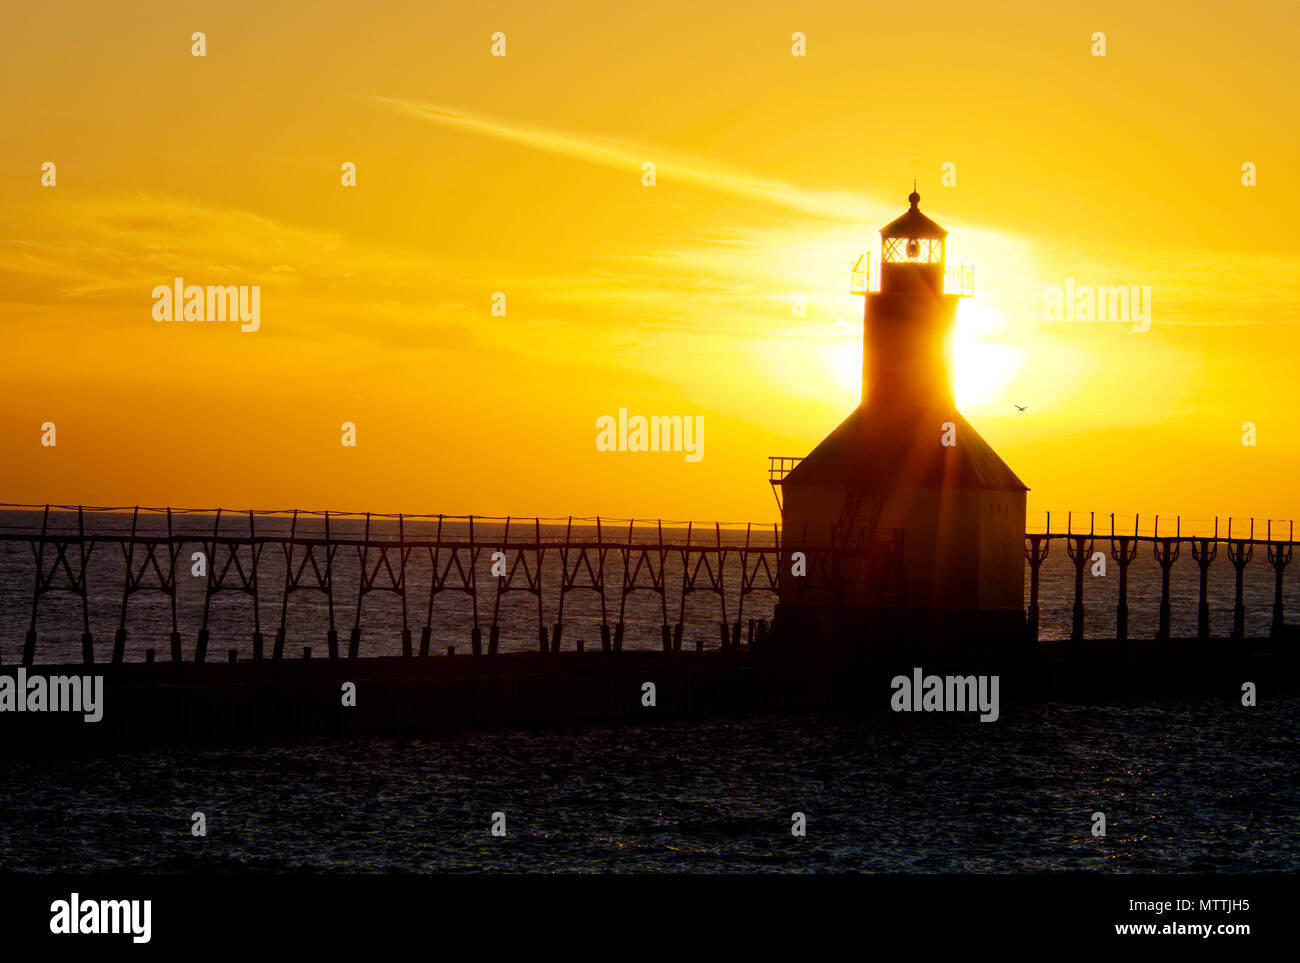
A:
<box><xmin>1</xmin><ymin>1</ymin><xmax>1297</xmax><ymax>528</ymax></box>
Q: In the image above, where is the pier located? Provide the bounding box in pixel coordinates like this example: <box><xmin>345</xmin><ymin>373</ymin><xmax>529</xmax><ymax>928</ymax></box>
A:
<box><xmin>2</xmin><ymin>505</ymin><xmax>786</xmax><ymax>666</ymax></box>
<box><xmin>6</xmin><ymin>505</ymin><xmax>1297</xmax><ymax>664</ymax></box>
<box><xmin>1</xmin><ymin>504</ymin><xmax>1297</xmax><ymax>747</ymax></box>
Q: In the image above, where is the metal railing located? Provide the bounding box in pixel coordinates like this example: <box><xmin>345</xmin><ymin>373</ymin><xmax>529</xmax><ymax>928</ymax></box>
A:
<box><xmin>0</xmin><ymin>505</ymin><xmax>786</xmax><ymax>665</ymax></box>
<box><xmin>768</xmin><ymin>457</ymin><xmax>803</xmax><ymax>483</ymax></box>
<box><xmin>1</xmin><ymin>504</ymin><xmax>1296</xmax><ymax>663</ymax></box>
<box><xmin>1023</xmin><ymin>512</ymin><xmax>1296</xmax><ymax>642</ymax></box>
<box><xmin>945</xmin><ymin>262</ymin><xmax>975</xmax><ymax>296</ymax></box>
<box><xmin>849</xmin><ymin>253</ymin><xmax>974</xmax><ymax>296</ymax></box>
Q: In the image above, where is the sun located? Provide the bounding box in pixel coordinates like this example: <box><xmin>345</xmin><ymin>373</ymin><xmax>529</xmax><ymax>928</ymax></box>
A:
<box><xmin>822</xmin><ymin>298</ymin><xmax>1021</xmax><ymax>410</ymax></box>
<box><xmin>952</xmin><ymin>297</ymin><xmax>1022</xmax><ymax>409</ymax></box>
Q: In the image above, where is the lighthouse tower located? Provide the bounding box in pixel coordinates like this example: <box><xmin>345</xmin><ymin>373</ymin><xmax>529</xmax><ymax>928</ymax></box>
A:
<box><xmin>773</xmin><ymin>189</ymin><xmax>1028</xmax><ymax>648</ymax></box>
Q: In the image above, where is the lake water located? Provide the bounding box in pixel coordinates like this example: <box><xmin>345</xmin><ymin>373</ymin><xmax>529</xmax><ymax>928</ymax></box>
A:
<box><xmin>2</xmin><ymin>698</ymin><xmax>1297</xmax><ymax>873</ymax></box>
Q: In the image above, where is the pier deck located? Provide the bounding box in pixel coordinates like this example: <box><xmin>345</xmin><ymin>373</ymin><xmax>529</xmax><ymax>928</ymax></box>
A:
<box><xmin>4</xmin><ymin>639</ymin><xmax>1296</xmax><ymax>751</ymax></box>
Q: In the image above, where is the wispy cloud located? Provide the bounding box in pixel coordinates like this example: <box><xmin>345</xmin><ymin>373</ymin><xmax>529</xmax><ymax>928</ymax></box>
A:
<box><xmin>372</xmin><ymin>96</ymin><xmax>881</xmax><ymax>223</ymax></box>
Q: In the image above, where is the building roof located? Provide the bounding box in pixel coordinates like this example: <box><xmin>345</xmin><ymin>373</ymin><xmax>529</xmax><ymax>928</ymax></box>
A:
<box><xmin>879</xmin><ymin>190</ymin><xmax>948</xmax><ymax>240</ymax></box>
<box><xmin>781</xmin><ymin>405</ymin><xmax>1028</xmax><ymax>492</ymax></box>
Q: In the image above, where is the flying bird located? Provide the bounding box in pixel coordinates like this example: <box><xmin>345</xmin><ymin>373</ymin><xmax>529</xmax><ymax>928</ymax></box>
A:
<box><xmin>1014</xmin><ymin>404</ymin><xmax>1028</xmax><ymax>411</ymax></box>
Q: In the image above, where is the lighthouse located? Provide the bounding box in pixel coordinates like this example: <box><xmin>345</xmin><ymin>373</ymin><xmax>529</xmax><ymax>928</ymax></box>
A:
<box><xmin>773</xmin><ymin>189</ymin><xmax>1028</xmax><ymax>649</ymax></box>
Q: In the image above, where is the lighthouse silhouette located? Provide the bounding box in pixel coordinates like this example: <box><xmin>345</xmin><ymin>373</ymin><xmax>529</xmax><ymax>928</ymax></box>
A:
<box><xmin>774</xmin><ymin>189</ymin><xmax>1028</xmax><ymax>650</ymax></box>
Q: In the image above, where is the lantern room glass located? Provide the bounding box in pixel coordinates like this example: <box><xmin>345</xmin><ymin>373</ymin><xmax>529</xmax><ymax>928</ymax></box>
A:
<box><xmin>882</xmin><ymin>236</ymin><xmax>944</xmax><ymax>264</ymax></box>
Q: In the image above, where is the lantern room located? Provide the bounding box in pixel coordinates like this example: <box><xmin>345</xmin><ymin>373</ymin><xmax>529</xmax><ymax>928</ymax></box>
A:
<box><xmin>879</xmin><ymin>187</ymin><xmax>948</xmax><ymax>294</ymax></box>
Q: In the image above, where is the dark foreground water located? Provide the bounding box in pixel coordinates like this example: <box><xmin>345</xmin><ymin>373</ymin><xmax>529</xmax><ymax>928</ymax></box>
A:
<box><xmin>2</xmin><ymin>697</ymin><xmax>1296</xmax><ymax>873</ymax></box>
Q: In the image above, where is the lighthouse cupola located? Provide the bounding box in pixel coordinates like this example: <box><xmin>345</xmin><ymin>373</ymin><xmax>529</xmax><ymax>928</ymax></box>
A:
<box><xmin>879</xmin><ymin>187</ymin><xmax>948</xmax><ymax>294</ymax></box>
<box><xmin>862</xmin><ymin>187</ymin><xmax>961</xmax><ymax>411</ymax></box>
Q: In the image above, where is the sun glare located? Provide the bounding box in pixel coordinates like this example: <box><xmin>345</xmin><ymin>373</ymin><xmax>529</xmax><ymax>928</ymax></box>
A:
<box><xmin>825</xmin><ymin>317</ymin><xmax>863</xmax><ymax>396</ymax></box>
<box><xmin>820</xmin><ymin>299</ymin><xmax>1020</xmax><ymax>410</ymax></box>
<box><xmin>953</xmin><ymin>297</ymin><xmax>1021</xmax><ymax>409</ymax></box>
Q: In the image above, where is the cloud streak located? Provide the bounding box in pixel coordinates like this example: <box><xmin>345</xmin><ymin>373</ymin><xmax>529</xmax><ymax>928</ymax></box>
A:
<box><xmin>372</xmin><ymin>96</ymin><xmax>881</xmax><ymax>224</ymax></box>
